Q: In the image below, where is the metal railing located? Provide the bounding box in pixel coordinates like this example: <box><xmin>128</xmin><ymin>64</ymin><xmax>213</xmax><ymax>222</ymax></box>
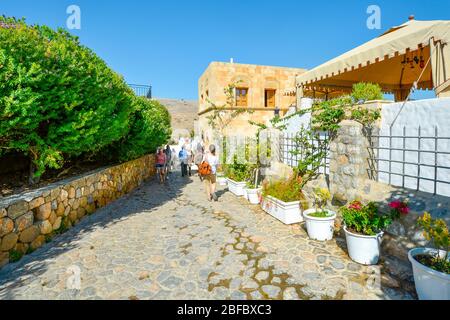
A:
<box><xmin>280</xmin><ymin>131</ymin><xmax>330</xmax><ymax>175</ymax></box>
<box><xmin>128</xmin><ymin>84</ymin><xmax>152</xmax><ymax>99</ymax></box>
<box><xmin>368</xmin><ymin>126</ymin><xmax>450</xmax><ymax>196</ymax></box>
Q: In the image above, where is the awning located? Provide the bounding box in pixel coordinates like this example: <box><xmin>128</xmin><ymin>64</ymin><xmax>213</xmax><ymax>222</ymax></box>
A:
<box><xmin>296</xmin><ymin>19</ymin><xmax>450</xmax><ymax>100</ymax></box>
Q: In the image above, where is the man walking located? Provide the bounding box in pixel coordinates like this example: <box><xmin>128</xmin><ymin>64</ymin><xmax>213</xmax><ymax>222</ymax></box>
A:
<box><xmin>164</xmin><ymin>145</ymin><xmax>172</xmax><ymax>179</ymax></box>
<box><xmin>179</xmin><ymin>146</ymin><xmax>189</xmax><ymax>177</ymax></box>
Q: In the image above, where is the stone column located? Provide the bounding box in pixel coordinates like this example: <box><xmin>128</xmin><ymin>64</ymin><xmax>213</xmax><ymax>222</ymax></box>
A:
<box><xmin>329</xmin><ymin>120</ymin><xmax>371</xmax><ymax>205</ymax></box>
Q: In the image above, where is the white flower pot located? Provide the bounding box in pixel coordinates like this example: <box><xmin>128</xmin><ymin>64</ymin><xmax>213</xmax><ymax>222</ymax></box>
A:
<box><xmin>343</xmin><ymin>226</ymin><xmax>384</xmax><ymax>265</ymax></box>
<box><xmin>245</xmin><ymin>188</ymin><xmax>262</xmax><ymax>205</ymax></box>
<box><xmin>217</xmin><ymin>176</ymin><xmax>228</xmax><ymax>186</ymax></box>
<box><xmin>303</xmin><ymin>209</ymin><xmax>336</xmax><ymax>241</ymax></box>
<box><xmin>227</xmin><ymin>178</ymin><xmax>247</xmax><ymax>197</ymax></box>
<box><xmin>408</xmin><ymin>248</ymin><xmax>450</xmax><ymax>300</ymax></box>
<box><xmin>261</xmin><ymin>196</ymin><xmax>303</xmax><ymax>225</ymax></box>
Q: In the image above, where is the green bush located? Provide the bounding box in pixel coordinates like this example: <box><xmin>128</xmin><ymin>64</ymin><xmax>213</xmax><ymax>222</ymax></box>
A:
<box><xmin>116</xmin><ymin>98</ymin><xmax>171</xmax><ymax>161</ymax></box>
<box><xmin>351</xmin><ymin>82</ymin><xmax>383</xmax><ymax>102</ymax></box>
<box><xmin>224</xmin><ymin>155</ymin><xmax>254</xmax><ymax>182</ymax></box>
<box><xmin>0</xmin><ymin>17</ymin><xmax>170</xmax><ymax>180</ymax></box>
<box><xmin>262</xmin><ymin>177</ymin><xmax>308</xmax><ymax>209</ymax></box>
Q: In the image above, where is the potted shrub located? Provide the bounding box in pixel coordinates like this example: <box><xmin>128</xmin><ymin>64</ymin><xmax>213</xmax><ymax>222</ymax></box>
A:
<box><xmin>303</xmin><ymin>188</ymin><xmax>336</xmax><ymax>241</ymax></box>
<box><xmin>244</xmin><ymin>167</ymin><xmax>262</xmax><ymax>205</ymax></box>
<box><xmin>261</xmin><ymin>177</ymin><xmax>308</xmax><ymax>225</ymax></box>
<box><xmin>339</xmin><ymin>200</ymin><xmax>408</xmax><ymax>265</ymax></box>
<box><xmin>226</xmin><ymin>156</ymin><xmax>252</xmax><ymax>197</ymax></box>
<box><xmin>408</xmin><ymin>212</ymin><xmax>449</xmax><ymax>300</ymax></box>
<box><xmin>216</xmin><ymin>165</ymin><xmax>228</xmax><ymax>186</ymax></box>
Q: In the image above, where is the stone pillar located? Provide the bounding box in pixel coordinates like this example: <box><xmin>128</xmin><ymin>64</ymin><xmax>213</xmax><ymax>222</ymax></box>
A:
<box><xmin>329</xmin><ymin>120</ymin><xmax>371</xmax><ymax>205</ymax></box>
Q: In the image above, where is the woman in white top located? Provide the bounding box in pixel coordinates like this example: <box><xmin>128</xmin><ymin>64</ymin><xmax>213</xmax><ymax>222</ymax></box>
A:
<box><xmin>203</xmin><ymin>144</ymin><xmax>219</xmax><ymax>201</ymax></box>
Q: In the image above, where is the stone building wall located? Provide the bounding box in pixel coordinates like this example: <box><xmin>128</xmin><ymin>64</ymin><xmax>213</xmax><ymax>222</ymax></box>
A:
<box><xmin>198</xmin><ymin>61</ymin><xmax>306</xmax><ymax>144</ymax></box>
<box><xmin>0</xmin><ymin>154</ymin><xmax>155</xmax><ymax>268</ymax></box>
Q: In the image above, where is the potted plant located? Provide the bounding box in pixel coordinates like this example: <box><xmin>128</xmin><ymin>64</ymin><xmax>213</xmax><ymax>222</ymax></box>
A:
<box><xmin>408</xmin><ymin>212</ymin><xmax>449</xmax><ymax>300</ymax></box>
<box><xmin>303</xmin><ymin>188</ymin><xmax>336</xmax><ymax>241</ymax></box>
<box><xmin>226</xmin><ymin>155</ymin><xmax>252</xmax><ymax>197</ymax></box>
<box><xmin>339</xmin><ymin>200</ymin><xmax>408</xmax><ymax>265</ymax></box>
<box><xmin>243</xmin><ymin>167</ymin><xmax>262</xmax><ymax>205</ymax></box>
<box><xmin>216</xmin><ymin>164</ymin><xmax>228</xmax><ymax>186</ymax></box>
<box><xmin>261</xmin><ymin>177</ymin><xmax>308</xmax><ymax>225</ymax></box>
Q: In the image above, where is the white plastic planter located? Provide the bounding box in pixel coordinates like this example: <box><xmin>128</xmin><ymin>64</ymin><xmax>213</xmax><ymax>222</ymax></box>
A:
<box><xmin>303</xmin><ymin>209</ymin><xmax>336</xmax><ymax>241</ymax></box>
<box><xmin>343</xmin><ymin>226</ymin><xmax>384</xmax><ymax>265</ymax></box>
<box><xmin>408</xmin><ymin>248</ymin><xmax>450</xmax><ymax>300</ymax></box>
<box><xmin>217</xmin><ymin>176</ymin><xmax>228</xmax><ymax>186</ymax></box>
<box><xmin>227</xmin><ymin>178</ymin><xmax>247</xmax><ymax>197</ymax></box>
<box><xmin>245</xmin><ymin>188</ymin><xmax>262</xmax><ymax>205</ymax></box>
<box><xmin>261</xmin><ymin>196</ymin><xmax>303</xmax><ymax>225</ymax></box>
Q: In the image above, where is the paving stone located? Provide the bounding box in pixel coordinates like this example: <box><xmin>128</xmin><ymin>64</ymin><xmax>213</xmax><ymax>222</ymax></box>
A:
<box><xmin>261</xmin><ymin>285</ymin><xmax>280</xmax><ymax>299</ymax></box>
<box><xmin>0</xmin><ymin>174</ymin><xmax>413</xmax><ymax>300</ymax></box>
<box><xmin>255</xmin><ymin>271</ymin><xmax>269</xmax><ymax>282</ymax></box>
<box><xmin>283</xmin><ymin>287</ymin><xmax>299</xmax><ymax>300</ymax></box>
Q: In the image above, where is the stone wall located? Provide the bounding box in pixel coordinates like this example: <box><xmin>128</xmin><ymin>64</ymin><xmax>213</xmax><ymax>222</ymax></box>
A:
<box><xmin>0</xmin><ymin>154</ymin><xmax>155</xmax><ymax>268</ymax></box>
<box><xmin>329</xmin><ymin>120</ymin><xmax>373</xmax><ymax>204</ymax></box>
<box><xmin>325</xmin><ymin>120</ymin><xmax>449</xmax><ymax>264</ymax></box>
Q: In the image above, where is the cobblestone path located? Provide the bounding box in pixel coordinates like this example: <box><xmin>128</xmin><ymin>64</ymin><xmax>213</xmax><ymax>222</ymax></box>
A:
<box><xmin>0</xmin><ymin>174</ymin><xmax>415</xmax><ymax>300</ymax></box>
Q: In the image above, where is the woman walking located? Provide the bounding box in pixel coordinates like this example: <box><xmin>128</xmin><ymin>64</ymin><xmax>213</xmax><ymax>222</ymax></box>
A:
<box><xmin>155</xmin><ymin>147</ymin><xmax>167</xmax><ymax>184</ymax></box>
<box><xmin>202</xmin><ymin>144</ymin><xmax>219</xmax><ymax>201</ymax></box>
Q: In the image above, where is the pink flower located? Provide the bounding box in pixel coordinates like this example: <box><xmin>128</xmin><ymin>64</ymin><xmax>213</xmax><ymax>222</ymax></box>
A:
<box><xmin>349</xmin><ymin>201</ymin><xmax>362</xmax><ymax>210</ymax></box>
<box><xmin>389</xmin><ymin>200</ymin><xmax>410</xmax><ymax>215</ymax></box>
<box><xmin>389</xmin><ymin>200</ymin><xmax>402</xmax><ymax>209</ymax></box>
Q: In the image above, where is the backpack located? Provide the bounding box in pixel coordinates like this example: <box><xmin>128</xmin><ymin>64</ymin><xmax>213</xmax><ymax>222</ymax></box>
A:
<box><xmin>198</xmin><ymin>161</ymin><xmax>212</xmax><ymax>176</ymax></box>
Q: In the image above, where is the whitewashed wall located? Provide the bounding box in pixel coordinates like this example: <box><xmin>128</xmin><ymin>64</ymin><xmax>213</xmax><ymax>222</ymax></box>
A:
<box><xmin>379</xmin><ymin>98</ymin><xmax>450</xmax><ymax>197</ymax></box>
<box><xmin>280</xmin><ymin>98</ymin><xmax>329</xmax><ymax>175</ymax></box>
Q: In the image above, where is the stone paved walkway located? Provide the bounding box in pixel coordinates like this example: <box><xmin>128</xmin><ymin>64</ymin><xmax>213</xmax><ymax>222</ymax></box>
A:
<box><xmin>0</xmin><ymin>173</ymin><xmax>415</xmax><ymax>300</ymax></box>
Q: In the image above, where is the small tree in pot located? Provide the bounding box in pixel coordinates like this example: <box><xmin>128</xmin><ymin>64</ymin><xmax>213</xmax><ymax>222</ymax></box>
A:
<box><xmin>303</xmin><ymin>188</ymin><xmax>336</xmax><ymax>241</ymax></box>
<box><xmin>408</xmin><ymin>212</ymin><xmax>449</xmax><ymax>300</ymax></box>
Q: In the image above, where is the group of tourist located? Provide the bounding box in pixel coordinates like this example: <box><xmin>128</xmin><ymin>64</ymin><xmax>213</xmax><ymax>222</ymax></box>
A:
<box><xmin>155</xmin><ymin>137</ymin><xmax>219</xmax><ymax>202</ymax></box>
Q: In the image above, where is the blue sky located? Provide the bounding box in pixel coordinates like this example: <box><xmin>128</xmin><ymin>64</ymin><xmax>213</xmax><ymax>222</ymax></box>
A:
<box><xmin>2</xmin><ymin>0</ymin><xmax>449</xmax><ymax>100</ymax></box>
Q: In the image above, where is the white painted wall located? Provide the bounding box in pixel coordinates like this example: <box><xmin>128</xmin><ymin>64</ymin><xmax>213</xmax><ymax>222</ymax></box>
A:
<box><xmin>379</xmin><ymin>98</ymin><xmax>450</xmax><ymax>197</ymax></box>
<box><xmin>280</xmin><ymin>98</ymin><xmax>329</xmax><ymax>175</ymax></box>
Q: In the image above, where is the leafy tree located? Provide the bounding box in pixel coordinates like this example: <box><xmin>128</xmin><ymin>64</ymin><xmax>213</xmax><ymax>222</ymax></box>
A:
<box><xmin>0</xmin><ymin>17</ymin><xmax>169</xmax><ymax>183</ymax></box>
<box><xmin>351</xmin><ymin>82</ymin><xmax>383</xmax><ymax>102</ymax></box>
<box><xmin>116</xmin><ymin>98</ymin><xmax>171</xmax><ymax>161</ymax></box>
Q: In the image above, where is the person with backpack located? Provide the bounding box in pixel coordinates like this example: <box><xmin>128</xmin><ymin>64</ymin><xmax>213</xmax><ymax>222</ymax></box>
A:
<box><xmin>199</xmin><ymin>144</ymin><xmax>219</xmax><ymax>201</ymax></box>
<box><xmin>179</xmin><ymin>146</ymin><xmax>189</xmax><ymax>177</ymax></box>
<box><xmin>194</xmin><ymin>140</ymin><xmax>205</xmax><ymax>181</ymax></box>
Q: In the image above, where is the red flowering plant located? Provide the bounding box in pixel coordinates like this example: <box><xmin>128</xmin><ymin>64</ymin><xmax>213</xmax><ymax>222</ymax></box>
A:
<box><xmin>340</xmin><ymin>201</ymin><xmax>392</xmax><ymax>236</ymax></box>
<box><xmin>388</xmin><ymin>200</ymin><xmax>410</xmax><ymax>219</ymax></box>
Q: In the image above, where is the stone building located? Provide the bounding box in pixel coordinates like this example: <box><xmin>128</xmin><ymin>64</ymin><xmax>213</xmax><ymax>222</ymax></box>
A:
<box><xmin>198</xmin><ymin>61</ymin><xmax>306</xmax><ymax>143</ymax></box>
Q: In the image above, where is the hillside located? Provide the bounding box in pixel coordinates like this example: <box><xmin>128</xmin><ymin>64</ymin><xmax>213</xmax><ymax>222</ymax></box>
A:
<box><xmin>155</xmin><ymin>98</ymin><xmax>198</xmax><ymax>138</ymax></box>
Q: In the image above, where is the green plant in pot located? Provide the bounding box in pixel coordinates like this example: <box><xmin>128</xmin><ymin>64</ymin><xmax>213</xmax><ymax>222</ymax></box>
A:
<box><xmin>408</xmin><ymin>212</ymin><xmax>449</xmax><ymax>300</ymax></box>
<box><xmin>303</xmin><ymin>188</ymin><xmax>336</xmax><ymax>241</ymax></box>
<box><xmin>261</xmin><ymin>176</ymin><xmax>308</xmax><ymax>225</ymax></box>
<box><xmin>340</xmin><ymin>200</ymin><xmax>407</xmax><ymax>265</ymax></box>
<box><xmin>226</xmin><ymin>155</ymin><xmax>253</xmax><ymax>197</ymax></box>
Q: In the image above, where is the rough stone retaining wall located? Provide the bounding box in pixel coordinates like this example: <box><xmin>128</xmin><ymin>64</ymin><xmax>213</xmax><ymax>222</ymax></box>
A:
<box><xmin>0</xmin><ymin>154</ymin><xmax>155</xmax><ymax>268</ymax></box>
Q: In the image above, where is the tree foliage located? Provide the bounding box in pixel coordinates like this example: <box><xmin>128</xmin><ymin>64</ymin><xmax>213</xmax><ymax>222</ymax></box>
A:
<box><xmin>0</xmin><ymin>17</ymin><xmax>170</xmax><ymax>182</ymax></box>
<box><xmin>115</xmin><ymin>98</ymin><xmax>172</xmax><ymax>162</ymax></box>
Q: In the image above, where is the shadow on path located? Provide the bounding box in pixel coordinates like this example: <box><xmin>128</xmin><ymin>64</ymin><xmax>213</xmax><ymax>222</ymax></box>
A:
<box><xmin>0</xmin><ymin>172</ymin><xmax>192</xmax><ymax>298</ymax></box>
